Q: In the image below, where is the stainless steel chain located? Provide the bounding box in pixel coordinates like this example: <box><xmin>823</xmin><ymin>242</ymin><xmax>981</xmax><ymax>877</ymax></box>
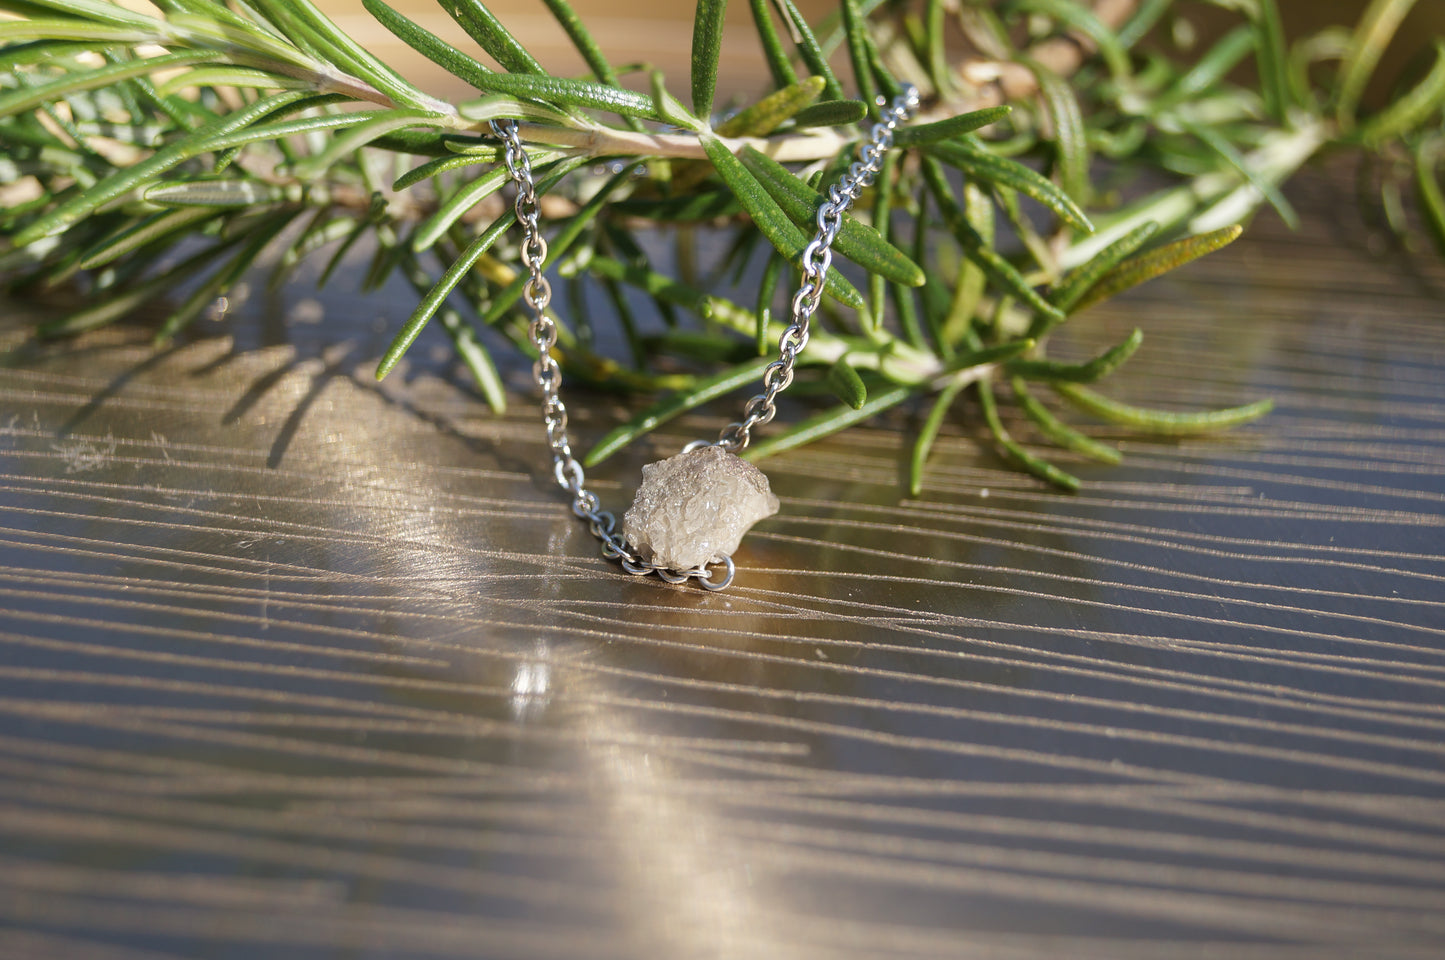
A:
<box><xmin>489</xmin><ymin>84</ymin><xmax>917</xmax><ymax>590</ymax></box>
<box><xmin>491</xmin><ymin>119</ymin><xmax>733</xmax><ymax>589</ymax></box>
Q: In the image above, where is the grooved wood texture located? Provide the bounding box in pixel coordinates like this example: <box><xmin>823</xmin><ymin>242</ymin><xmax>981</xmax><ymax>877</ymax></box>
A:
<box><xmin>0</xmin><ymin>173</ymin><xmax>1442</xmax><ymax>958</ymax></box>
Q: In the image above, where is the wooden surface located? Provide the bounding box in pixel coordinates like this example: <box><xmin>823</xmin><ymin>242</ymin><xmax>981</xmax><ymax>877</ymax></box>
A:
<box><xmin>1</xmin><ymin>171</ymin><xmax>1444</xmax><ymax>958</ymax></box>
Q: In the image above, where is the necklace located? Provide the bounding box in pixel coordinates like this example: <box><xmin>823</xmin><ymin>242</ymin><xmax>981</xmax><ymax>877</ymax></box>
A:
<box><xmin>492</xmin><ymin>86</ymin><xmax>920</xmax><ymax>590</ymax></box>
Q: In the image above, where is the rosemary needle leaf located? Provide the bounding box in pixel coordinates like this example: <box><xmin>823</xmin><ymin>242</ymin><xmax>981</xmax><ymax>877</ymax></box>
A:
<box><xmin>143</xmin><ymin>179</ymin><xmax>287</xmax><ymax>207</ymax></box>
<box><xmin>1020</xmin><ymin>57</ymin><xmax>1091</xmax><ymax>208</ymax></box>
<box><xmin>363</xmin><ymin>0</ymin><xmax>493</xmax><ymax>90</ymax></box>
<box><xmin>892</xmin><ymin>106</ymin><xmax>1012</xmax><ymax>148</ymax></box>
<box><xmin>161</xmin><ymin>11</ymin><xmax>314</xmax><ymax>69</ymax></box>
<box><xmin>37</xmin><ymin>285</ymin><xmax>155</xmax><ymax>338</ymax></box>
<box><xmin>740</xmin><ymin>145</ymin><xmax>925</xmax><ymax>286</ymax></box>
<box><xmin>1048</xmin><ymin>221</ymin><xmax>1161</xmax><ymax>316</ymax></box>
<box><xmin>757</xmin><ymin>251</ymin><xmax>784</xmax><ymax>355</ymax></box>
<box><xmin>1182</xmin><ymin>119</ymin><xmax>1299</xmax><ymax>229</ymax></box>
<box><xmin>1009</xmin><ymin>328</ymin><xmax>1144</xmax><ymax>383</ymax></box>
<box><xmin>378</xmin><ymin>214</ymin><xmax>514</xmax><ymax>380</ymax></box>
<box><xmin>923</xmin><ymin>159</ymin><xmax>1062</xmax><ymax>321</ymax></box>
<box><xmin>690</xmin><ymin>0</ymin><xmax>728</xmax><ymax>121</ymax></box>
<box><xmin>317</xmin><ymin>219</ymin><xmax>371</xmax><ymax>289</ymax></box>
<box><xmin>860</xmin><ymin>17</ymin><xmax>901</xmax><ymax>100</ymax></box>
<box><xmin>599</xmin><ymin>277</ymin><xmax>646</xmax><ymax>368</ymax></box>
<box><xmin>0</xmin><ymin>39</ymin><xmax>93</xmax><ymax>69</ymax></box>
<box><xmin>461</xmin><ymin>74</ymin><xmax>664</xmax><ymax>123</ymax></box>
<box><xmin>40</xmin><ymin>239</ymin><xmax>237</xmax><ymax>338</ymax></box>
<box><xmin>413</xmin><ymin>163</ymin><xmax>521</xmax><ymax>252</ymax></box>
<box><xmin>909</xmin><ymin>377</ymin><xmax>967</xmax><ymax>496</ymax></box>
<box><xmin>249</xmin><ymin>0</ymin><xmax>432</xmax><ymax>110</ymax></box>
<box><xmin>827</xmin><ymin>357</ymin><xmax>869</xmax><ymax>409</ymax></box>
<box><xmin>1415</xmin><ymin>140</ymin><xmax>1445</xmax><ymax>258</ymax></box>
<box><xmin>840</xmin><ymin>0</ymin><xmax>879</xmax><ymax>112</ymax></box>
<box><xmin>379</xmin><ymin>156</ymin><xmax>590</xmax><ymax>377</ymax></box>
<box><xmin>437</xmin><ymin>308</ymin><xmax>508</xmax><ymax>414</ymax></box>
<box><xmin>590</xmin><ymin>256</ymin><xmax>709</xmax><ymax>317</ymax></box>
<box><xmin>0</xmin><ymin>20</ymin><xmax>157</xmax><ymax>43</ymax></box>
<box><xmin>478</xmin><ymin>165</ymin><xmax>640</xmax><ymax>327</ymax></box>
<box><xmin>792</xmin><ymin>99</ymin><xmax>868</xmax><ymax>128</ymax></box>
<box><xmin>204</xmin><ymin>108</ymin><xmax>413</xmax><ymax>153</ymax></box>
<box><xmin>10</xmin><ymin>0</ymin><xmax>161</xmax><ymax>29</ymax></box>
<box><xmin>641</xmin><ymin>70</ymin><xmax>695</xmax><ymax>130</ymax></box>
<box><xmin>772</xmin><ymin>0</ymin><xmax>846</xmax><ymax>101</ymax></box>
<box><xmin>1023</xmin><ymin>2</ymin><xmax>1132</xmax><ymax>78</ymax></box>
<box><xmin>540</xmin><ymin>0</ymin><xmax>623</xmax><ymax>87</ymax></box>
<box><xmin>1158</xmin><ymin>25</ymin><xmax>1254</xmax><ymax>110</ymax></box>
<box><xmin>939</xmin><ymin>338</ymin><xmax>1036</xmax><ymax>375</ymax></box>
<box><xmin>1023</xmin><ymin>0</ymin><xmax>1132</xmax><ymax>77</ymax></box>
<box><xmin>702</xmin><ymin>136</ymin><xmax>866</xmax><ymax>309</ymax></box>
<box><xmin>742</xmin><ymin>386</ymin><xmax>913</xmax><ymax>462</ymax></box>
<box><xmin>1071</xmin><ymin>225</ymin><xmax>1244</xmax><ymax>312</ymax></box>
<box><xmin>869</xmin><ymin>151</ymin><xmax>898</xmax><ymax>335</ymax></box>
<box><xmin>289</xmin><ymin>110</ymin><xmax>445</xmax><ymax>180</ymax></box>
<box><xmin>924</xmin><ymin>0</ymin><xmax>949</xmax><ymax>93</ymax></box>
<box><xmin>890</xmin><ymin>278</ymin><xmax>927</xmax><ymax>351</ymax></box>
<box><xmin>1012</xmin><ymin>377</ymin><xmax>1122</xmax><ymax>464</ymax></box>
<box><xmin>369</xmin><ymin>130</ymin><xmax>457</xmax><ymax>157</ymax></box>
<box><xmin>77</xmin><ymin>207</ymin><xmax>214</xmax><ymax>270</ymax></box>
<box><xmin>1253</xmin><ymin>0</ymin><xmax>1292</xmax><ymax>121</ymax></box>
<box><xmin>1053</xmin><ymin>383</ymin><xmax>1274</xmax><ymax>435</ymax></box>
<box><xmin>584</xmin><ymin>358</ymin><xmax>772</xmax><ymax>466</ymax></box>
<box><xmin>444</xmin><ymin>0</ymin><xmax>546</xmax><ymax>75</ymax></box>
<box><xmin>1337</xmin><ymin>0</ymin><xmax>1420</xmax><ymax>129</ymax></box>
<box><xmin>747</xmin><ymin>0</ymin><xmax>800</xmax><ymax>88</ymax></box>
<box><xmin>1009</xmin><ymin>0</ymin><xmax>1131</xmax><ymax>81</ymax></box>
<box><xmin>942</xmin><ymin>183</ymin><xmax>992</xmax><ymax>346</ymax></box>
<box><xmin>154</xmin><ymin>66</ymin><xmax>308</xmax><ymax>96</ymax></box>
<box><xmin>611</xmin><ymin>191</ymin><xmax>741</xmax><ymax>222</ymax></box>
<box><xmin>1360</xmin><ymin>40</ymin><xmax>1445</xmax><ymax>146</ymax></box>
<box><xmin>392</xmin><ymin>153</ymin><xmax>492</xmax><ymax>192</ymax></box>
<box><xmin>716</xmin><ymin>77</ymin><xmax>825</xmax><ymax>137</ymax></box>
<box><xmin>925</xmin><ymin>140</ymin><xmax>1092</xmax><ymax>233</ymax></box>
<box><xmin>1117</xmin><ymin>0</ymin><xmax>1172</xmax><ymax>47</ymax></box>
<box><xmin>160</xmin><ymin>0</ymin><xmax>272</xmax><ymax>33</ymax></box>
<box><xmin>275</xmin><ymin>213</ymin><xmax>353</xmax><ymax>280</ymax></box>
<box><xmin>156</xmin><ymin>211</ymin><xmax>294</xmax><ymax>342</ymax></box>
<box><xmin>978</xmin><ymin>379</ymin><xmax>1081</xmax><ymax>491</ymax></box>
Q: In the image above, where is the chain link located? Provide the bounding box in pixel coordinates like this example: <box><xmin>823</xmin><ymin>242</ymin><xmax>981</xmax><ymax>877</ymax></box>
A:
<box><xmin>490</xmin><ymin>85</ymin><xmax>917</xmax><ymax>589</ymax></box>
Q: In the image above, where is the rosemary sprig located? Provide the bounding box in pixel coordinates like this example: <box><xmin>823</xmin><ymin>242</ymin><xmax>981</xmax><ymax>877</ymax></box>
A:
<box><xmin>1</xmin><ymin>0</ymin><xmax>1440</xmax><ymax>491</ymax></box>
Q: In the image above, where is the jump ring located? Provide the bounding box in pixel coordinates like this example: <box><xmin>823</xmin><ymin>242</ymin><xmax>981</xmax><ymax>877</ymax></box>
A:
<box><xmin>699</xmin><ymin>555</ymin><xmax>735</xmax><ymax>591</ymax></box>
<box><xmin>554</xmin><ymin>458</ymin><xmax>584</xmax><ymax>492</ymax></box>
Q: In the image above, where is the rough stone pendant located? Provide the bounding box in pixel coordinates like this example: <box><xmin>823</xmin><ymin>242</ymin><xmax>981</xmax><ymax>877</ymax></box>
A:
<box><xmin>621</xmin><ymin>445</ymin><xmax>780</xmax><ymax>573</ymax></box>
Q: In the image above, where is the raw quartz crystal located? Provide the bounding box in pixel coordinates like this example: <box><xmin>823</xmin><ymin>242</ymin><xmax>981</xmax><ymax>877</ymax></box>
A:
<box><xmin>621</xmin><ymin>445</ymin><xmax>780</xmax><ymax>572</ymax></box>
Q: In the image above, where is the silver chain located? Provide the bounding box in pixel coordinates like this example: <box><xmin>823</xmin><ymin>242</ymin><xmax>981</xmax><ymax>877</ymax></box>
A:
<box><xmin>489</xmin><ymin>84</ymin><xmax>917</xmax><ymax>590</ymax></box>
<box><xmin>492</xmin><ymin>119</ymin><xmax>733</xmax><ymax>590</ymax></box>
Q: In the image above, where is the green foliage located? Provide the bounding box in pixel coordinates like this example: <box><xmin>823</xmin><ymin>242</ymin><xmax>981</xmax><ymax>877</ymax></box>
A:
<box><xmin>738</xmin><ymin>144</ymin><xmax>925</xmax><ymax>286</ymax></box>
<box><xmin>826</xmin><ymin>356</ymin><xmax>869</xmax><ymax>409</ymax></box>
<box><xmin>690</xmin><ymin>0</ymin><xmax>728</xmax><ymax>120</ymax></box>
<box><xmin>1</xmin><ymin>0</ymin><xmax>1441</xmax><ymax>493</ymax></box>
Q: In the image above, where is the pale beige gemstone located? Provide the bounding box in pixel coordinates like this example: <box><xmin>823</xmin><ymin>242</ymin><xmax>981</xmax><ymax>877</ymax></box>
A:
<box><xmin>621</xmin><ymin>445</ymin><xmax>781</xmax><ymax>571</ymax></box>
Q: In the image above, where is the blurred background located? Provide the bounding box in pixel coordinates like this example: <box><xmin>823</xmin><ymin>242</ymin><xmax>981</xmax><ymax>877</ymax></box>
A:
<box><xmin>302</xmin><ymin>0</ymin><xmax>1445</xmax><ymax>109</ymax></box>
